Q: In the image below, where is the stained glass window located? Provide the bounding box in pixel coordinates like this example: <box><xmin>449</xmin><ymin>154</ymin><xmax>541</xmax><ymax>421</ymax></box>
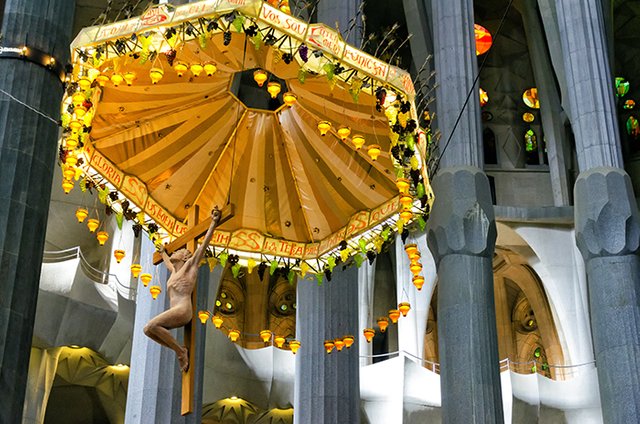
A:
<box><xmin>627</xmin><ymin>116</ymin><xmax>640</xmax><ymax>139</ymax></box>
<box><xmin>525</xmin><ymin>128</ymin><xmax>537</xmax><ymax>152</ymax></box>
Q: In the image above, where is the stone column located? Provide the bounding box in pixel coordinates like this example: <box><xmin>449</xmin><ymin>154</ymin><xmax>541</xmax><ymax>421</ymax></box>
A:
<box><xmin>427</xmin><ymin>0</ymin><xmax>504</xmax><ymax>422</ymax></box>
<box><xmin>0</xmin><ymin>1</ymin><xmax>75</xmax><ymax>422</ymax></box>
<box><xmin>555</xmin><ymin>1</ymin><xmax>640</xmax><ymax>422</ymax></box>
<box><xmin>358</xmin><ymin>262</ymin><xmax>375</xmax><ymax>367</ymax></box>
<box><xmin>317</xmin><ymin>0</ymin><xmax>362</xmax><ymax>45</ymax></box>
<box><xmin>294</xmin><ymin>266</ymin><xmax>360</xmax><ymax>424</ymax></box>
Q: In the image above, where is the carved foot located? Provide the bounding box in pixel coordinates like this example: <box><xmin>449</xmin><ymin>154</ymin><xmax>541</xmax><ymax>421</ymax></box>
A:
<box><xmin>178</xmin><ymin>346</ymin><xmax>189</xmax><ymax>373</ymax></box>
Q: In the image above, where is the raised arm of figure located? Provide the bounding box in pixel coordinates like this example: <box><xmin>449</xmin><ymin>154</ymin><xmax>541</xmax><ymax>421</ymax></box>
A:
<box><xmin>161</xmin><ymin>246</ymin><xmax>175</xmax><ymax>273</ymax></box>
<box><xmin>192</xmin><ymin>206</ymin><xmax>221</xmax><ymax>265</ymax></box>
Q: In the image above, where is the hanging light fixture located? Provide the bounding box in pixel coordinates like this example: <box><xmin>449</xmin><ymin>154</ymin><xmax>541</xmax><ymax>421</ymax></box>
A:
<box><xmin>68</xmin><ymin>120</ymin><xmax>83</xmax><ymax>132</ymax></box>
<box><xmin>149</xmin><ymin>285</ymin><xmax>162</xmax><ymax>300</ymax></box>
<box><xmin>337</xmin><ymin>126</ymin><xmax>351</xmax><ymax>141</ymax></box>
<box><xmin>367</xmin><ymin>144</ymin><xmax>381</xmax><ymax>161</ymax></box>
<box><xmin>334</xmin><ymin>338</ymin><xmax>346</xmax><ymax>351</ymax></box>
<box><xmin>63</xmin><ymin>167</ymin><xmax>75</xmax><ymax>180</ymax></box>
<box><xmin>149</xmin><ymin>68</ymin><xmax>164</xmax><ymax>84</ymax></box>
<box><xmin>123</xmin><ymin>71</ymin><xmax>136</xmax><ymax>86</ymax></box>
<box><xmin>73</xmin><ymin>105</ymin><xmax>87</xmax><ymax>118</ymax></box>
<box><xmin>412</xmin><ymin>275</ymin><xmax>425</xmax><ymax>291</ymax></box>
<box><xmin>77</xmin><ymin>76</ymin><xmax>91</xmax><ymax>90</ymax></box>
<box><xmin>139</xmin><ymin>273</ymin><xmax>152</xmax><ymax>287</ymax></box>
<box><xmin>396</xmin><ymin>178</ymin><xmax>411</xmax><ymax>194</ymax></box>
<box><xmin>130</xmin><ymin>263</ymin><xmax>142</xmax><ymax>278</ymax></box>
<box><xmin>75</xmin><ymin>207</ymin><xmax>89</xmax><ymax>223</ymax></box>
<box><xmin>65</xmin><ymin>135</ymin><xmax>79</xmax><ymax>149</ymax></box>
<box><xmin>113</xmin><ymin>249</ymin><xmax>126</xmax><ymax>263</ymax></box>
<box><xmin>343</xmin><ymin>335</ymin><xmax>355</xmax><ymax>349</ymax></box>
<box><xmin>317</xmin><ymin>120</ymin><xmax>332</xmax><ymax>136</ymax></box>
<box><xmin>289</xmin><ymin>340</ymin><xmax>301</xmax><ymax>354</ymax></box>
<box><xmin>61</xmin><ymin>179</ymin><xmax>74</xmax><ymax>194</ymax></box>
<box><xmin>110</xmin><ymin>73</ymin><xmax>124</xmax><ymax>86</ymax></box>
<box><xmin>399</xmin><ymin>195</ymin><xmax>413</xmax><ymax>211</ymax></box>
<box><xmin>363</xmin><ymin>328</ymin><xmax>375</xmax><ymax>343</ymax></box>
<box><xmin>324</xmin><ymin>340</ymin><xmax>335</xmax><ymax>354</ymax></box>
<box><xmin>212</xmin><ymin>315</ymin><xmax>224</xmax><ymax>329</ymax></box>
<box><xmin>87</xmin><ymin>218</ymin><xmax>100</xmax><ymax>233</ymax></box>
<box><xmin>377</xmin><ymin>316</ymin><xmax>389</xmax><ymax>333</ymax></box>
<box><xmin>174</xmin><ymin>61</ymin><xmax>188</xmax><ymax>77</ymax></box>
<box><xmin>352</xmin><ymin>134</ymin><xmax>365</xmax><ymax>149</ymax></box>
<box><xmin>400</xmin><ymin>210</ymin><xmax>413</xmax><ymax>222</ymax></box>
<box><xmin>96</xmin><ymin>231</ymin><xmax>109</xmax><ymax>245</ymax></box>
<box><xmin>282</xmin><ymin>92</ymin><xmax>297</xmax><ymax>106</ymax></box>
<box><xmin>274</xmin><ymin>335</ymin><xmax>286</xmax><ymax>348</ymax></box>
<box><xmin>71</xmin><ymin>92</ymin><xmax>85</xmax><ymax>107</ymax></box>
<box><xmin>398</xmin><ymin>302</ymin><xmax>411</xmax><ymax>317</ymax></box>
<box><xmin>260</xmin><ymin>330</ymin><xmax>272</xmax><ymax>343</ymax></box>
<box><xmin>388</xmin><ymin>309</ymin><xmax>400</xmax><ymax>324</ymax></box>
<box><xmin>190</xmin><ymin>63</ymin><xmax>204</xmax><ymax>77</ymax></box>
<box><xmin>228</xmin><ymin>329</ymin><xmax>241</xmax><ymax>342</ymax></box>
<box><xmin>203</xmin><ymin>62</ymin><xmax>217</xmax><ymax>76</ymax></box>
<box><xmin>410</xmin><ymin>261</ymin><xmax>422</xmax><ymax>275</ymax></box>
<box><xmin>198</xmin><ymin>310</ymin><xmax>211</xmax><ymax>324</ymax></box>
<box><xmin>87</xmin><ymin>67</ymin><xmax>101</xmax><ymax>82</ymax></box>
<box><xmin>253</xmin><ymin>69</ymin><xmax>268</xmax><ymax>87</ymax></box>
<box><xmin>267</xmin><ymin>81</ymin><xmax>281</xmax><ymax>98</ymax></box>
<box><xmin>95</xmin><ymin>73</ymin><xmax>110</xmax><ymax>86</ymax></box>
<box><xmin>404</xmin><ymin>243</ymin><xmax>418</xmax><ymax>259</ymax></box>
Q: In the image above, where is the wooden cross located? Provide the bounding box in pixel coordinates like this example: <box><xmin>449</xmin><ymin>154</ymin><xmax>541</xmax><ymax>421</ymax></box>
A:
<box><xmin>152</xmin><ymin>203</ymin><xmax>234</xmax><ymax>415</ymax></box>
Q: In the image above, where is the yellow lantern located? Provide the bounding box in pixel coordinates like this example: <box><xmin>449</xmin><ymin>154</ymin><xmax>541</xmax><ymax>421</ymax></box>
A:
<box><xmin>405</xmin><ymin>243</ymin><xmax>418</xmax><ymax>258</ymax></box>
<box><xmin>343</xmin><ymin>335</ymin><xmax>355</xmax><ymax>349</ymax></box>
<box><xmin>289</xmin><ymin>340</ymin><xmax>301</xmax><ymax>354</ymax></box>
<box><xmin>130</xmin><ymin>263</ymin><xmax>142</xmax><ymax>278</ymax></box>
<box><xmin>65</xmin><ymin>135</ymin><xmax>79</xmax><ymax>149</ymax></box>
<box><xmin>388</xmin><ymin>309</ymin><xmax>400</xmax><ymax>324</ymax></box>
<box><xmin>367</xmin><ymin>144</ymin><xmax>381</xmax><ymax>161</ymax></box>
<box><xmin>267</xmin><ymin>81</ymin><xmax>281</xmax><ymax>99</ymax></box>
<box><xmin>400</xmin><ymin>210</ymin><xmax>413</xmax><ymax>222</ymax></box>
<box><xmin>110</xmin><ymin>73</ymin><xmax>124</xmax><ymax>86</ymax></box>
<box><xmin>87</xmin><ymin>67</ymin><xmax>101</xmax><ymax>82</ymax></box>
<box><xmin>61</xmin><ymin>179</ymin><xmax>74</xmax><ymax>194</ymax></box>
<box><xmin>275</xmin><ymin>335</ymin><xmax>286</xmax><ymax>348</ymax></box>
<box><xmin>399</xmin><ymin>194</ymin><xmax>413</xmax><ymax>211</ymax></box>
<box><xmin>253</xmin><ymin>69</ymin><xmax>268</xmax><ymax>87</ymax></box>
<box><xmin>337</xmin><ymin>126</ymin><xmax>351</xmax><ymax>141</ymax></box>
<box><xmin>123</xmin><ymin>71</ymin><xmax>136</xmax><ymax>86</ymax></box>
<box><xmin>75</xmin><ymin>207</ymin><xmax>88</xmax><ymax>223</ymax></box>
<box><xmin>203</xmin><ymin>62</ymin><xmax>217</xmax><ymax>76</ymax></box>
<box><xmin>73</xmin><ymin>105</ymin><xmax>87</xmax><ymax>117</ymax></box>
<box><xmin>317</xmin><ymin>120</ymin><xmax>332</xmax><ymax>136</ymax></box>
<box><xmin>63</xmin><ymin>167</ymin><xmax>76</xmax><ymax>180</ymax></box>
<box><xmin>324</xmin><ymin>340</ymin><xmax>335</xmax><ymax>354</ymax></box>
<box><xmin>95</xmin><ymin>74</ymin><xmax>110</xmax><ymax>86</ymax></box>
<box><xmin>77</xmin><ymin>76</ymin><xmax>92</xmax><ymax>90</ymax></box>
<box><xmin>113</xmin><ymin>249</ymin><xmax>126</xmax><ymax>263</ymax></box>
<box><xmin>149</xmin><ymin>285</ymin><xmax>162</xmax><ymax>300</ymax></box>
<box><xmin>96</xmin><ymin>231</ymin><xmax>109</xmax><ymax>246</ymax></box>
<box><xmin>71</xmin><ymin>92</ymin><xmax>85</xmax><ymax>107</ymax></box>
<box><xmin>352</xmin><ymin>134</ymin><xmax>365</xmax><ymax>149</ymax></box>
<box><xmin>283</xmin><ymin>92</ymin><xmax>297</xmax><ymax>106</ymax></box>
<box><xmin>396</xmin><ymin>178</ymin><xmax>411</xmax><ymax>194</ymax></box>
<box><xmin>228</xmin><ymin>329</ymin><xmax>241</xmax><ymax>342</ymax></box>
<box><xmin>68</xmin><ymin>119</ymin><xmax>83</xmax><ymax>132</ymax></box>
<box><xmin>410</xmin><ymin>261</ymin><xmax>422</xmax><ymax>275</ymax></box>
<box><xmin>190</xmin><ymin>63</ymin><xmax>204</xmax><ymax>77</ymax></box>
<box><xmin>334</xmin><ymin>338</ymin><xmax>345</xmax><ymax>351</ymax></box>
<box><xmin>198</xmin><ymin>310</ymin><xmax>210</xmax><ymax>324</ymax></box>
<box><xmin>260</xmin><ymin>330</ymin><xmax>272</xmax><ymax>343</ymax></box>
<box><xmin>140</xmin><ymin>273</ymin><xmax>152</xmax><ymax>287</ymax></box>
<box><xmin>412</xmin><ymin>275</ymin><xmax>425</xmax><ymax>291</ymax></box>
<box><xmin>149</xmin><ymin>68</ymin><xmax>164</xmax><ymax>84</ymax></box>
<box><xmin>280</xmin><ymin>5</ymin><xmax>291</xmax><ymax>13</ymax></box>
<box><xmin>212</xmin><ymin>315</ymin><xmax>224</xmax><ymax>329</ymax></box>
<box><xmin>363</xmin><ymin>328</ymin><xmax>375</xmax><ymax>343</ymax></box>
<box><xmin>174</xmin><ymin>61</ymin><xmax>188</xmax><ymax>77</ymax></box>
<box><xmin>87</xmin><ymin>218</ymin><xmax>100</xmax><ymax>233</ymax></box>
<box><xmin>398</xmin><ymin>302</ymin><xmax>411</xmax><ymax>317</ymax></box>
<box><xmin>65</xmin><ymin>153</ymin><xmax>78</xmax><ymax>166</ymax></box>
<box><xmin>377</xmin><ymin>316</ymin><xmax>389</xmax><ymax>333</ymax></box>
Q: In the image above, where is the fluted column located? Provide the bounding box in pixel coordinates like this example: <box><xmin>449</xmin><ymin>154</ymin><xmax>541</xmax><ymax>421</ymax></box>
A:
<box><xmin>294</xmin><ymin>266</ymin><xmax>360</xmax><ymax>423</ymax></box>
<box><xmin>0</xmin><ymin>1</ymin><xmax>75</xmax><ymax>422</ymax></box>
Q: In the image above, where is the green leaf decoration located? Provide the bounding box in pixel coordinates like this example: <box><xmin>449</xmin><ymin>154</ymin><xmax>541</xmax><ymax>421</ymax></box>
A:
<box><xmin>416</xmin><ymin>182</ymin><xmax>426</xmax><ymax>199</ymax></box>
<box><xmin>251</xmin><ymin>32</ymin><xmax>263</xmax><ymax>50</ymax></box>
<box><xmin>353</xmin><ymin>253</ymin><xmax>364</xmax><ymax>268</ymax></box>
<box><xmin>297</xmin><ymin>68</ymin><xmax>307</xmax><ymax>84</ymax></box>
<box><xmin>287</xmin><ymin>269</ymin><xmax>296</xmax><ymax>285</ymax></box>
<box><xmin>322</xmin><ymin>62</ymin><xmax>335</xmax><ymax>81</ymax></box>
<box><xmin>381</xmin><ymin>227</ymin><xmax>391</xmax><ymax>242</ymax></box>
<box><xmin>270</xmin><ymin>260</ymin><xmax>278</xmax><ymax>275</ymax></box>
<box><xmin>410</xmin><ymin>155</ymin><xmax>419</xmax><ymax>170</ymax></box>
<box><xmin>316</xmin><ymin>272</ymin><xmax>323</xmax><ymax>286</ymax></box>
<box><xmin>232</xmin><ymin>16</ymin><xmax>245</xmax><ymax>32</ymax></box>
<box><xmin>417</xmin><ymin>216</ymin><xmax>427</xmax><ymax>231</ymax></box>
<box><xmin>232</xmin><ymin>263</ymin><xmax>241</xmax><ymax>278</ymax></box>
<box><xmin>406</xmin><ymin>134</ymin><xmax>415</xmax><ymax>150</ymax></box>
<box><xmin>219</xmin><ymin>251</ymin><xmax>229</xmax><ymax>267</ymax></box>
<box><xmin>327</xmin><ymin>256</ymin><xmax>336</xmax><ymax>272</ymax></box>
<box><xmin>358</xmin><ymin>238</ymin><xmax>367</xmax><ymax>254</ymax></box>
<box><xmin>80</xmin><ymin>178</ymin><xmax>87</xmax><ymax>193</ymax></box>
<box><xmin>395</xmin><ymin>166</ymin><xmax>405</xmax><ymax>178</ymax></box>
<box><xmin>198</xmin><ymin>34</ymin><xmax>208</xmax><ymax>49</ymax></box>
<box><xmin>98</xmin><ymin>187</ymin><xmax>109</xmax><ymax>204</ymax></box>
<box><xmin>115</xmin><ymin>212</ymin><xmax>124</xmax><ymax>230</ymax></box>
<box><xmin>61</xmin><ymin>113</ymin><xmax>70</xmax><ymax>127</ymax></box>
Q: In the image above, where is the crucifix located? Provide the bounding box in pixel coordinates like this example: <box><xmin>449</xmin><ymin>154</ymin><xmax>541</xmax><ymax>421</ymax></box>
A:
<box><xmin>147</xmin><ymin>203</ymin><xmax>234</xmax><ymax>415</ymax></box>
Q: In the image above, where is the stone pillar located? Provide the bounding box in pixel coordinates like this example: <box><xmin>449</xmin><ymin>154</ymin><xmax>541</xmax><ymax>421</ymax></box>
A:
<box><xmin>428</xmin><ymin>1</ymin><xmax>504</xmax><ymax>422</ymax></box>
<box><xmin>317</xmin><ymin>0</ymin><xmax>361</xmax><ymax>45</ymax></box>
<box><xmin>294</xmin><ymin>267</ymin><xmax>360</xmax><ymax>424</ymax></box>
<box><xmin>555</xmin><ymin>1</ymin><xmax>640</xmax><ymax>422</ymax></box>
<box><xmin>0</xmin><ymin>1</ymin><xmax>75</xmax><ymax>422</ymax></box>
<box><xmin>358</xmin><ymin>262</ymin><xmax>375</xmax><ymax>367</ymax></box>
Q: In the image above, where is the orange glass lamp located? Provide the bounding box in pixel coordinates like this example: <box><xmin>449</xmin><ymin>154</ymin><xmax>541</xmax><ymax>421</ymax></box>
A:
<box><xmin>410</xmin><ymin>261</ymin><xmax>422</xmax><ymax>275</ymax></box>
<box><xmin>283</xmin><ymin>92</ymin><xmax>297</xmax><ymax>106</ymax></box>
<box><xmin>404</xmin><ymin>243</ymin><xmax>419</xmax><ymax>259</ymax></box>
<box><xmin>140</xmin><ymin>273</ymin><xmax>152</xmax><ymax>287</ymax></box>
<box><xmin>274</xmin><ymin>335</ymin><xmax>286</xmax><ymax>348</ymax></box>
<box><xmin>149</xmin><ymin>285</ymin><xmax>162</xmax><ymax>300</ymax></box>
<box><xmin>396</xmin><ymin>178</ymin><xmax>411</xmax><ymax>194</ymax></box>
<box><xmin>87</xmin><ymin>218</ymin><xmax>100</xmax><ymax>233</ymax></box>
<box><xmin>65</xmin><ymin>135</ymin><xmax>79</xmax><ymax>149</ymax></box>
<box><xmin>61</xmin><ymin>179</ymin><xmax>74</xmax><ymax>194</ymax></box>
<box><xmin>267</xmin><ymin>82</ymin><xmax>281</xmax><ymax>99</ymax></box>
<box><xmin>190</xmin><ymin>63</ymin><xmax>204</xmax><ymax>77</ymax></box>
<box><xmin>110</xmin><ymin>73</ymin><xmax>124</xmax><ymax>86</ymax></box>
<box><xmin>289</xmin><ymin>340</ymin><xmax>301</xmax><ymax>354</ymax></box>
<box><xmin>198</xmin><ymin>310</ymin><xmax>211</xmax><ymax>324</ymax></box>
<box><xmin>367</xmin><ymin>144</ymin><xmax>381</xmax><ymax>161</ymax></box>
<box><xmin>363</xmin><ymin>328</ymin><xmax>375</xmax><ymax>343</ymax></box>
<box><xmin>400</xmin><ymin>210</ymin><xmax>413</xmax><ymax>222</ymax></box>
<box><xmin>412</xmin><ymin>274</ymin><xmax>425</xmax><ymax>291</ymax></box>
<box><xmin>388</xmin><ymin>309</ymin><xmax>400</xmax><ymax>324</ymax></box>
<box><xmin>73</xmin><ymin>105</ymin><xmax>87</xmax><ymax>117</ymax></box>
<box><xmin>203</xmin><ymin>62</ymin><xmax>217</xmax><ymax>76</ymax></box>
<box><xmin>77</xmin><ymin>76</ymin><xmax>92</xmax><ymax>90</ymax></box>
<box><xmin>96</xmin><ymin>231</ymin><xmax>109</xmax><ymax>245</ymax></box>
<box><xmin>377</xmin><ymin>316</ymin><xmax>389</xmax><ymax>333</ymax></box>
<box><xmin>113</xmin><ymin>249</ymin><xmax>125</xmax><ymax>263</ymax></box>
<box><xmin>260</xmin><ymin>329</ymin><xmax>272</xmax><ymax>343</ymax></box>
<box><xmin>479</xmin><ymin>88</ymin><xmax>489</xmax><ymax>107</ymax></box>
<box><xmin>324</xmin><ymin>340</ymin><xmax>335</xmax><ymax>354</ymax></box>
<box><xmin>352</xmin><ymin>134</ymin><xmax>365</xmax><ymax>149</ymax></box>
<box><xmin>228</xmin><ymin>329</ymin><xmax>240</xmax><ymax>342</ymax></box>
<box><xmin>317</xmin><ymin>120</ymin><xmax>332</xmax><ymax>136</ymax></box>
<box><xmin>399</xmin><ymin>194</ymin><xmax>413</xmax><ymax>211</ymax></box>
<box><xmin>212</xmin><ymin>315</ymin><xmax>224</xmax><ymax>329</ymax></box>
<box><xmin>71</xmin><ymin>92</ymin><xmax>85</xmax><ymax>107</ymax></box>
<box><xmin>123</xmin><ymin>71</ymin><xmax>136</xmax><ymax>86</ymax></box>
<box><xmin>69</xmin><ymin>120</ymin><xmax>83</xmax><ymax>132</ymax></box>
<box><xmin>65</xmin><ymin>154</ymin><xmax>78</xmax><ymax>167</ymax></box>
<box><xmin>174</xmin><ymin>61</ymin><xmax>188</xmax><ymax>77</ymax></box>
<box><xmin>149</xmin><ymin>68</ymin><xmax>164</xmax><ymax>84</ymax></box>
<box><xmin>253</xmin><ymin>69</ymin><xmax>268</xmax><ymax>87</ymax></box>
<box><xmin>343</xmin><ymin>335</ymin><xmax>355</xmax><ymax>349</ymax></box>
<box><xmin>398</xmin><ymin>302</ymin><xmax>411</xmax><ymax>317</ymax></box>
<box><xmin>337</xmin><ymin>126</ymin><xmax>351</xmax><ymax>141</ymax></box>
<box><xmin>63</xmin><ymin>165</ymin><xmax>75</xmax><ymax>179</ymax></box>
<box><xmin>474</xmin><ymin>24</ymin><xmax>493</xmax><ymax>55</ymax></box>
<box><xmin>334</xmin><ymin>338</ymin><xmax>346</xmax><ymax>351</ymax></box>
<box><xmin>75</xmin><ymin>207</ymin><xmax>89</xmax><ymax>223</ymax></box>
<box><xmin>95</xmin><ymin>73</ymin><xmax>110</xmax><ymax>86</ymax></box>
<box><xmin>130</xmin><ymin>263</ymin><xmax>142</xmax><ymax>278</ymax></box>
